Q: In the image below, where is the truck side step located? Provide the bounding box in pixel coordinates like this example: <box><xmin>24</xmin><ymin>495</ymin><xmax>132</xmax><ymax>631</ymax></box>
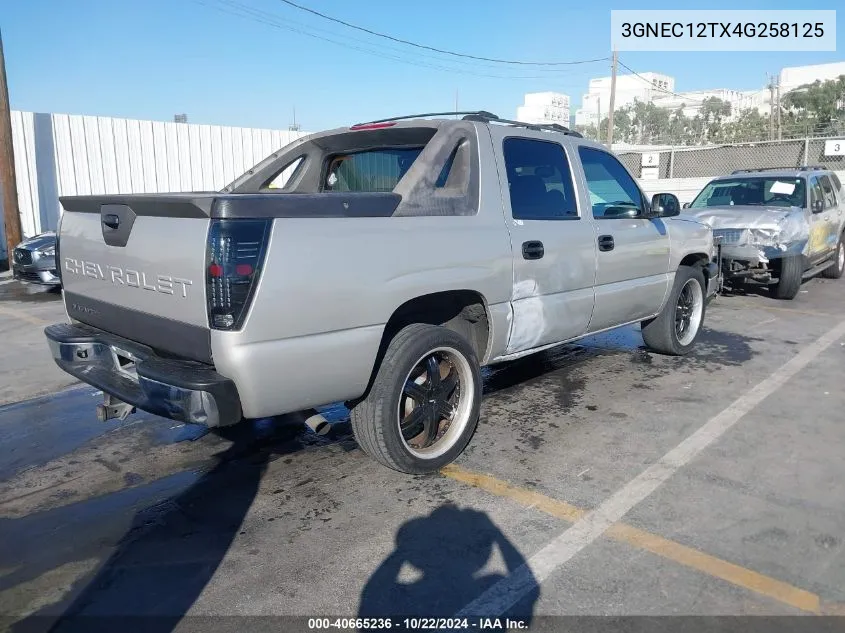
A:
<box><xmin>803</xmin><ymin>259</ymin><xmax>835</xmax><ymax>279</ymax></box>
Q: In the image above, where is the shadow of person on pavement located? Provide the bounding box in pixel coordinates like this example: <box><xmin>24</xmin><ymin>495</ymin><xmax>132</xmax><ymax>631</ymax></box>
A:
<box><xmin>12</xmin><ymin>412</ymin><xmax>343</xmax><ymax>633</ymax></box>
<box><xmin>358</xmin><ymin>505</ymin><xmax>538</xmax><ymax>628</ymax></box>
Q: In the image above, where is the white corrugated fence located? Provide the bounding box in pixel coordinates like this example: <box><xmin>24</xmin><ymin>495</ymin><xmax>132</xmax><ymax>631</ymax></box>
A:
<box><xmin>1</xmin><ymin>111</ymin><xmax>306</xmax><ymax>259</ymax></box>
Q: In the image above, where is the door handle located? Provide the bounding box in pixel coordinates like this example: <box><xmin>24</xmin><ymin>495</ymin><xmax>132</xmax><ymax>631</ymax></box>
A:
<box><xmin>522</xmin><ymin>240</ymin><xmax>544</xmax><ymax>260</ymax></box>
<box><xmin>102</xmin><ymin>214</ymin><xmax>121</xmax><ymax>230</ymax></box>
<box><xmin>598</xmin><ymin>235</ymin><xmax>615</xmax><ymax>252</ymax></box>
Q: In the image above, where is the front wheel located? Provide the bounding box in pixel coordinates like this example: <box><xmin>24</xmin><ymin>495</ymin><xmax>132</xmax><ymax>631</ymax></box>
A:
<box><xmin>350</xmin><ymin>323</ymin><xmax>482</xmax><ymax>474</ymax></box>
<box><xmin>772</xmin><ymin>254</ymin><xmax>803</xmax><ymax>299</ymax></box>
<box><xmin>641</xmin><ymin>265</ymin><xmax>706</xmax><ymax>356</ymax></box>
<box><xmin>821</xmin><ymin>238</ymin><xmax>845</xmax><ymax>279</ymax></box>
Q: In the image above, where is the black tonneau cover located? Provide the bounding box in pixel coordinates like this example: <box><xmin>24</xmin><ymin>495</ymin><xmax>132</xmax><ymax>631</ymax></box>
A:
<box><xmin>59</xmin><ymin>192</ymin><xmax>402</xmax><ymax>219</ymax></box>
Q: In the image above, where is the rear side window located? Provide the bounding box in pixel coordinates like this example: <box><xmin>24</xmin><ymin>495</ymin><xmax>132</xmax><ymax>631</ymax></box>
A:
<box><xmin>819</xmin><ymin>175</ymin><xmax>837</xmax><ymax>209</ymax></box>
<box><xmin>263</xmin><ymin>156</ymin><xmax>304</xmax><ymax>190</ymax></box>
<box><xmin>831</xmin><ymin>173</ymin><xmax>842</xmax><ymax>192</ymax></box>
<box><xmin>502</xmin><ymin>138</ymin><xmax>578</xmax><ymax>220</ymax></box>
<box><xmin>325</xmin><ymin>148</ymin><xmax>422</xmax><ymax>192</ymax></box>
<box><xmin>810</xmin><ymin>177</ymin><xmax>824</xmax><ymax>209</ymax></box>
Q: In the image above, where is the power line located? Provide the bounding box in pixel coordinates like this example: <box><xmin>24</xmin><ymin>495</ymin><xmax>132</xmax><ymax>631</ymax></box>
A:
<box><xmin>209</xmin><ymin>0</ymin><xmax>600</xmax><ymax>74</ymax></box>
<box><xmin>616</xmin><ymin>59</ymin><xmax>706</xmax><ymax>105</ymax></box>
<box><xmin>275</xmin><ymin>0</ymin><xmax>608</xmax><ymax>67</ymax></box>
<box><xmin>199</xmin><ymin>0</ymin><xmax>606</xmax><ymax>80</ymax></box>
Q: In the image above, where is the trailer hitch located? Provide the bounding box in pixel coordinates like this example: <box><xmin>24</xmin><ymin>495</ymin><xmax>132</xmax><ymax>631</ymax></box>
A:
<box><xmin>96</xmin><ymin>393</ymin><xmax>136</xmax><ymax>422</ymax></box>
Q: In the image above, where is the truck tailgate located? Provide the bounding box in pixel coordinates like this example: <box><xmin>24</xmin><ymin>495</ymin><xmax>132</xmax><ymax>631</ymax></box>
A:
<box><xmin>59</xmin><ymin>196</ymin><xmax>212</xmax><ymax>361</ymax></box>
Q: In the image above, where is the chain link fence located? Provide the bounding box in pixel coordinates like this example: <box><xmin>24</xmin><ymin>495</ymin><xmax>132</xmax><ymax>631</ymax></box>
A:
<box><xmin>614</xmin><ymin>134</ymin><xmax>845</xmax><ymax>204</ymax></box>
<box><xmin>616</xmin><ymin>136</ymin><xmax>845</xmax><ymax>180</ymax></box>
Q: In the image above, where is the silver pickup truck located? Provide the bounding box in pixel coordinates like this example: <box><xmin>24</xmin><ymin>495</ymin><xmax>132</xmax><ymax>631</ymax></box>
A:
<box><xmin>45</xmin><ymin>111</ymin><xmax>717</xmax><ymax>473</ymax></box>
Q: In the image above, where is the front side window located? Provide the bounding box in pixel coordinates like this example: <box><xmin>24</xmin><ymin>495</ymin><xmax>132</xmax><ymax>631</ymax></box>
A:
<box><xmin>577</xmin><ymin>146</ymin><xmax>643</xmax><ymax>218</ymax></box>
<box><xmin>324</xmin><ymin>148</ymin><xmax>423</xmax><ymax>192</ymax></box>
<box><xmin>502</xmin><ymin>137</ymin><xmax>578</xmax><ymax>220</ymax></box>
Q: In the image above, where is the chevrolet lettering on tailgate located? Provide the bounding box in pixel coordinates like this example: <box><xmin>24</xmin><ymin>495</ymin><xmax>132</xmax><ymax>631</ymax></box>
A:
<box><xmin>63</xmin><ymin>258</ymin><xmax>193</xmax><ymax>298</ymax></box>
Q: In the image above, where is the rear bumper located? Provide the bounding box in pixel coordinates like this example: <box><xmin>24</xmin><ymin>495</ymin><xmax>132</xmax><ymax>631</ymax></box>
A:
<box><xmin>44</xmin><ymin>323</ymin><xmax>242</xmax><ymax>427</ymax></box>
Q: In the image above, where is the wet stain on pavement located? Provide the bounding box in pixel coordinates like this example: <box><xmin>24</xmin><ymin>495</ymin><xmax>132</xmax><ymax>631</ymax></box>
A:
<box><xmin>482</xmin><ymin>345</ymin><xmax>596</xmax><ymax>397</ymax></box>
<box><xmin>0</xmin><ymin>281</ymin><xmax>62</xmax><ymax>304</ymax></box>
<box><xmin>1</xmin><ymin>400</ymin><xmax>360</xmax><ymax>628</ymax></box>
<box><xmin>691</xmin><ymin>328</ymin><xmax>763</xmax><ymax>367</ymax></box>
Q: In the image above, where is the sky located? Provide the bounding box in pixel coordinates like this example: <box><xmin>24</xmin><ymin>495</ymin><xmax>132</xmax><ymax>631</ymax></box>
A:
<box><xmin>1</xmin><ymin>0</ymin><xmax>843</xmax><ymax>132</ymax></box>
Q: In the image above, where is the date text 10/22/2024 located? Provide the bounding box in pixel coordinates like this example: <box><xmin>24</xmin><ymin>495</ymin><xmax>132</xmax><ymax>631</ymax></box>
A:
<box><xmin>306</xmin><ymin>617</ymin><xmax>529</xmax><ymax>630</ymax></box>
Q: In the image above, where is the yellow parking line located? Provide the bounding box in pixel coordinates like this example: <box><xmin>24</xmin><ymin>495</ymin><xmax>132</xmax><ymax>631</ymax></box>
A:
<box><xmin>441</xmin><ymin>464</ymin><xmax>585</xmax><ymax>522</ymax></box>
<box><xmin>0</xmin><ymin>304</ymin><xmax>50</xmax><ymax>326</ymax></box>
<box><xmin>442</xmin><ymin>464</ymin><xmax>821</xmax><ymax>614</ymax></box>
<box><xmin>608</xmin><ymin>523</ymin><xmax>819</xmax><ymax>613</ymax></box>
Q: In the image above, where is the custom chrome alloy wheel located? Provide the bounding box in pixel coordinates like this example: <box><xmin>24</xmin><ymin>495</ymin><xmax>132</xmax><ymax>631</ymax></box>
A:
<box><xmin>398</xmin><ymin>346</ymin><xmax>475</xmax><ymax>460</ymax></box>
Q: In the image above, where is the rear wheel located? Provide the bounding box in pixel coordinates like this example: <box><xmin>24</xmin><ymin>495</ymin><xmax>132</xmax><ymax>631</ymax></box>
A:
<box><xmin>772</xmin><ymin>254</ymin><xmax>803</xmax><ymax>299</ymax></box>
<box><xmin>641</xmin><ymin>265</ymin><xmax>706</xmax><ymax>356</ymax></box>
<box><xmin>351</xmin><ymin>323</ymin><xmax>481</xmax><ymax>474</ymax></box>
<box><xmin>821</xmin><ymin>238</ymin><xmax>845</xmax><ymax>279</ymax></box>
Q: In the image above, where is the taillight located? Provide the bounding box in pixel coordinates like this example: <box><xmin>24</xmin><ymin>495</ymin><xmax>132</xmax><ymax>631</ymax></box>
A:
<box><xmin>205</xmin><ymin>219</ymin><xmax>271</xmax><ymax>330</ymax></box>
<box><xmin>55</xmin><ymin>213</ymin><xmax>63</xmax><ymax>283</ymax></box>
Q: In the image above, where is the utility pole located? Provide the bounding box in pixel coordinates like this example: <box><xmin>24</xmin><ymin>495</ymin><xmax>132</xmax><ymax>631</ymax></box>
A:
<box><xmin>605</xmin><ymin>49</ymin><xmax>618</xmax><ymax>147</ymax></box>
<box><xmin>597</xmin><ymin>96</ymin><xmax>602</xmax><ymax>142</ymax></box>
<box><xmin>768</xmin><ymin>74</ymin><xmax>775</xmax><ymax>141</ymax></box>
<box><xmin>455</xmin><ymin>89</ymin><xmax>459</xmax><ymax>118</ymax></box>
<box><xmin>0</xmin><ymin>29</ymin><xmax>21</xmax><ymax>266</ymax></box>
<box><xmin>776</xmin><ymin>76</ymin><xmax>782</xmax><ymax>141</ymax></box>
<box><xmin>288</xmin><ymin>106</ymin><xmax>301</xmax><ymax>132</ymax></box>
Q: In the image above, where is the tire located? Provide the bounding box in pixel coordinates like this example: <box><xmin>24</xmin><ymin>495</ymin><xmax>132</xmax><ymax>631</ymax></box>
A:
<box><xmin>641</xmin><ymin>265</ymin><xmax>706</xmax><ymax>356</ymax></box>
<box><xmin>821</xmin><ymin>238</ymin><xmax>845</xmax><ymax>279</ymax></box>
<box><xmin>350</xmin><ymin>323</ymin><xmax>482</xmax><ymax>474</ymax></box>
<box><xmin>772</xmin><ymin>254</ymin><xmax>803</xmax><ymax>299</ymax></box>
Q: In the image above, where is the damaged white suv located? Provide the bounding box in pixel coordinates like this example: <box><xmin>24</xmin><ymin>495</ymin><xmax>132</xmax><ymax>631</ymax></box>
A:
<box><xmin>685</xmin><ymin>166</ymin><xmax>845</xmax><ymax>299</ymax></box>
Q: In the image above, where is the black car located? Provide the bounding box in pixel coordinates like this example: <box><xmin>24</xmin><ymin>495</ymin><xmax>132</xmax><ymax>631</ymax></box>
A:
<box><xmin>12</xmin><ymin>232</ymin><xmax>60</xmax><ymax>287</ymax></box>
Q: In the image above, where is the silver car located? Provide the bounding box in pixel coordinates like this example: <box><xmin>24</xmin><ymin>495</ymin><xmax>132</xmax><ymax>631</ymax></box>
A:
<box><xmin>684</xmin><ymin>166</ymin><xmax>845</xmax><ymax>299</ymax></box>
<box><xmin>12</xmin><ymin>232</ymin><xmax>60</xmax><ymax>287</ymax></box>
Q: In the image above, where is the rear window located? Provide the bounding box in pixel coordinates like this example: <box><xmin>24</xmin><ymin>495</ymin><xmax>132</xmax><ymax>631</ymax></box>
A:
<box><xmin>324</xmin><ymin>148</ymin><xmax>423</xmax><ymax>193</ymax></box>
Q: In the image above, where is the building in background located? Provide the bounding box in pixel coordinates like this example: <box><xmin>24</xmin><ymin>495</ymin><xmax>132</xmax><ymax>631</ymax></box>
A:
<box><xmin>574</xmin><ymin>72</ymin><xmax>673</xmax><ymax>128</ymax></box>
<box><xmin>516</xmin><ymin>92</ymin><xmax>570</xmax><ymax>126</ymax></box>
<box><xmin>573</xmin><ymin>61</ymin><xmax>845</xmax><ymax>128</ymax></box>
<box><xmin>651</xmin><ymin>89</ymin><xmax>767</xmax><ymax>119</ymax></box>
<box><xmin>779</xmin><ymin>61</ymin><xmax>845</xmax><ymax>93</ymax></box>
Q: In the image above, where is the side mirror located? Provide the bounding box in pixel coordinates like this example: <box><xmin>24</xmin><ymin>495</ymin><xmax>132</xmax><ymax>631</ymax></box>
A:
<box><xmin>682</xmin><ymin>202</ymin><xmax>691</xmax><ymax>209</ymax></box>
<box><xmin>812</xmin><ymin>199</ymin><xmax>824</xmax><ymax>214</ymax></box>
<box><xmin>651</xmin><ymin>193</ymin><xmax>681</xmax><ymax>218</ymax></box>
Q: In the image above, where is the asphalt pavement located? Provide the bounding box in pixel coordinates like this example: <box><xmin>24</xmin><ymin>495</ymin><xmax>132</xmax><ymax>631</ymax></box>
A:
<box><xmin>1</xmin><ymin>276</ymin><xmax>845</xmax><ymax>633</ymax></box>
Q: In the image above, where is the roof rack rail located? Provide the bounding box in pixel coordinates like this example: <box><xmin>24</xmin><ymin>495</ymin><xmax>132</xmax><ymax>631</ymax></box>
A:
<box><xmin>350</xmin><ymin>111</ymin><xmax>583</xmax><ymax>138</ymax></box>
<box><xmin>730</xmin><ymin>165</ymin><xmax>828</xmax><ymax>174</ymax></box>
<box><xmin>463</xmin><ymin>112</ymin><xmax>583</xmax><ymax>137</ymax></box>
<box><xmin>352</xmin><ymin>111</ymin><xmax>500</xmax><ymax>126</ymax></box>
